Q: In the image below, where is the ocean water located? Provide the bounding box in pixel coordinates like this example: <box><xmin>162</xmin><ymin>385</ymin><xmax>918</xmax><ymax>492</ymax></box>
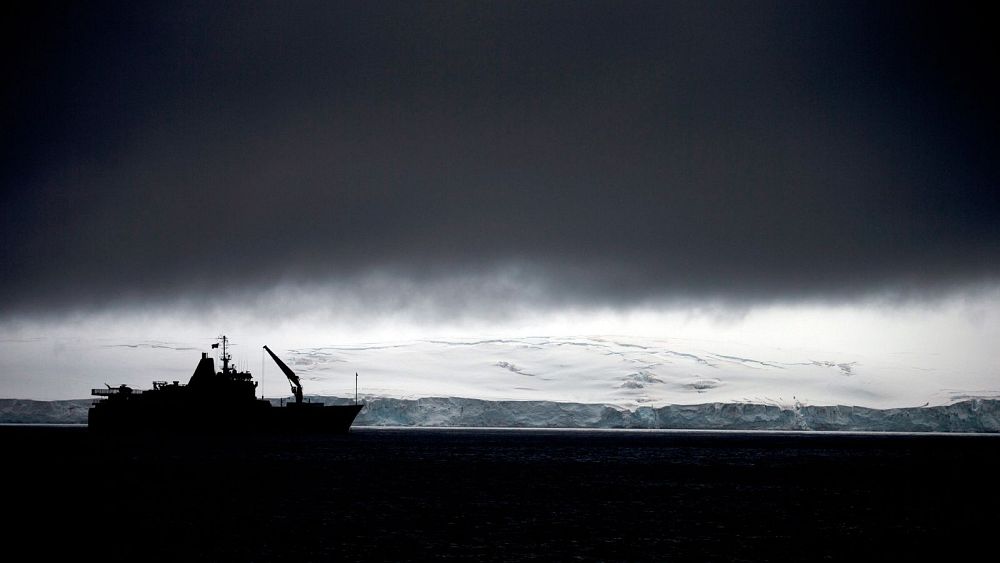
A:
<box><xmin>6</xmin><ymin>426</ymin><xmax>998</xmax><ymax>561</ymax></box>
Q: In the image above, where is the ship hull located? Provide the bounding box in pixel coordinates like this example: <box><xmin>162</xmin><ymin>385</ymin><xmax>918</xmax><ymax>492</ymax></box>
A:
<box><xmin>268</xmin><ymin>403</ymin><xmax>364</xmax><ymax>433</ymax></box>
<box><xmin>88</xmin><ymin>400</ymin><xmax>363</xmax><ymax>434</ymax></box>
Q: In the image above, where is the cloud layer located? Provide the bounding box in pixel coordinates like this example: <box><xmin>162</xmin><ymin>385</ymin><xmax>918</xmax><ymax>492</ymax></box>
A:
<box><xmin>3</xmin><ymin>2</ymin><xmax>998</xmax><ymax>316</ymax></box>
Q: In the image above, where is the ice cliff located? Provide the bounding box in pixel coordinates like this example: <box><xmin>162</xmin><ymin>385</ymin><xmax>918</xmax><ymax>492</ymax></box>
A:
<box><xmin>3</xmin><ymin>397</ymin><xmax>998</xmax><ymax>432</ymax></box>
<box><xmin>0</xmin><ymin>399</ymin><xmax>93</xmax><ymax>425</ymax></box>
<box><xmin>322</xmin><ymin>396</ymin><xmax>1000</xmax><ymax>432</ymax></box>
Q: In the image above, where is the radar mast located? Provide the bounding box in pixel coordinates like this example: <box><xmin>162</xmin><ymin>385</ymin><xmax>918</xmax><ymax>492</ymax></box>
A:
<box><xmin>218</xmin><ymin>335</ymin><xmax>233</xmax><ymax>374</ymax></box>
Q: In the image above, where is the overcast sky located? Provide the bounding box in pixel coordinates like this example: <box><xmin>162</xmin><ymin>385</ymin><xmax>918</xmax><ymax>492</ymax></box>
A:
<box><xmin>1</xmin><ymin>2</ymin><xmax>998</xmax><ymax>400</ymax></box>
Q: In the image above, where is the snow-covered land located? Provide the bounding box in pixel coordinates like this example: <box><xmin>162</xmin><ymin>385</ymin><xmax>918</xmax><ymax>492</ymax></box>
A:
<box><xmin>276</xmin><ymin>336</ymin><xmax>997</xmax><ymax>410</ymax></box>
<box><xmin>3</xmin><ymin>335</ymin><xmax>997</xmax><ymax>409</ymax></box>
<box><xmin>4</xmin><ymin>397</ymin><xmax>998</xmax><ymax>432</ymax></box>
<box><xmin>2</xmin><ymin>333</ymin><xmax>998</xmax><ymax>431</ymax></box>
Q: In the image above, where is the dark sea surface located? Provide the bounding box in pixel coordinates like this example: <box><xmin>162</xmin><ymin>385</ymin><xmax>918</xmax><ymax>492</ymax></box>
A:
<box><xmin>6</xmin><ymin>426</ymin><xmax>998</xmax><ymax>561</ymax></box>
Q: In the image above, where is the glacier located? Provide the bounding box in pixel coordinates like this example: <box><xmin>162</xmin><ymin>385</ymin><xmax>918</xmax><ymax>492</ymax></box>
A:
<box><xmin>3</xmin><ymin>335</ymin><xmax>998</xmax><ymax>411</ymax></box>
<box><xmin>338</xmin><ymin>396</ymin><xmax>1000</xmax><ymax>432</ymax></box>
<box><xmin>3</xmin><ymin>396</ymin><xmax>998</xmax><ymax>432</ymax></box>
<box><xmin>2</xmin><ymin>333</ymin><xmax>998</xmax><ymax>432</ymax></box>
<box><xmin>0</xmin><ymin>398</ymin><xmax>93</xmax><ymax>425</ymax></box>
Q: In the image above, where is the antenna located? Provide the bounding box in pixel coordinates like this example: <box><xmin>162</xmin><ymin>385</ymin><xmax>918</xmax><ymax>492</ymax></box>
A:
<box><xmin>355</xmin><ymin>372</ymin><xmax>358</xmax><ymax>405</ymax></box>
<box><xmin>217</xmin><ymin>335</ymin><xmax>232</xmax><ymax>374</ymax></box>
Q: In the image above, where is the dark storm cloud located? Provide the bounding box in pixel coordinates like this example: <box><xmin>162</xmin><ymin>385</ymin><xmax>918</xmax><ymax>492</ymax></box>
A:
<box><xmin>2</xmin><ymin>1</ymin><xmax>998</xmax><ymax>315</ymax></box>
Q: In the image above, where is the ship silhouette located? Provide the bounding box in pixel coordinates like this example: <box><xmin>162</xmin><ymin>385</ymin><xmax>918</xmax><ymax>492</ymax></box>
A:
<box><xmin>88</xmin><ymin>336</ymin><xmax>363</xmax><ymax>433</ymax></box>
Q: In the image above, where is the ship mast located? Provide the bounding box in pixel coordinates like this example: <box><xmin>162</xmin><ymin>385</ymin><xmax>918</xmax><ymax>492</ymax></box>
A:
<box><xmin>219</xmin><ymin>335</ymin><xmax>232</xmax><ymax>374</ymax></box>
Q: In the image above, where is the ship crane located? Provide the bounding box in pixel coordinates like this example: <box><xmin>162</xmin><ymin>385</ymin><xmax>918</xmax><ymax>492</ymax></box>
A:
<box><xmin>263</xmin><ymin>345</ymin><xmax>303</xmax><ymax>404</ymax></box>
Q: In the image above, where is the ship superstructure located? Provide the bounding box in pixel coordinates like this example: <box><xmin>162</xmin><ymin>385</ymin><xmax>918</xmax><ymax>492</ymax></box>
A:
<box><xmin>89</xmin><ymin>336</ymin><xmax>362</xmax><ymax>433</ymax></box>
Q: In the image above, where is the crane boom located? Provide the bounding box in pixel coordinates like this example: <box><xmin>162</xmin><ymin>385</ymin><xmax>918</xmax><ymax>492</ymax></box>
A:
<box><xmin>263</xmin><ymin>345</ymin><xmax>303</xmax><ymax>404</ymax></box>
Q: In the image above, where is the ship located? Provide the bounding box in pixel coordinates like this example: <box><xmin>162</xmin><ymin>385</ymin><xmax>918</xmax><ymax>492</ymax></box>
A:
<box><xmin>88</xmin><ymin>336</ymin><xmax>364</xmax><ymax>433</ymax></box>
